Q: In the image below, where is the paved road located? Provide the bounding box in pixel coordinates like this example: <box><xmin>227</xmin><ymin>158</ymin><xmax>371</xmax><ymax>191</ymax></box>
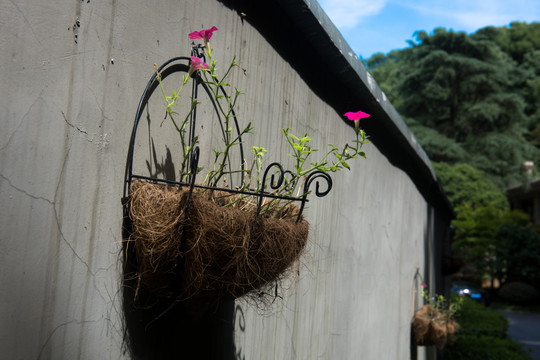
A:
<box><xmin>500</xmin><ymin>310</ymin><xmax>540</xmax><ymax>360</ymax></box>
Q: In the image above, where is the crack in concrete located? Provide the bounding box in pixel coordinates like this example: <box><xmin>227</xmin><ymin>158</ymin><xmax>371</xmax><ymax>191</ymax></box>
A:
<box><xmin>0</xmin><ymin>171</ymin><xmax>92</xmax><ymax>273</ymax></box>
<box><xmin>61</xmin><ymin>109</ymin><xmax>111</xmax><ymax>150</ymax></box>
<box><xmin>0</xmin><ymin>173</ymin><xmax>54</xmax><ymax>205</ymax></box>
<box><xmin>7</xmin><ymin>0</ymin><xmax>40</xmax><ymax>45</ymax></box>
<box><xmin>1</xmin><ymin>87</ymin><xmax>49</xmax><ymax>153</ymax></box>
<box><xmin>61</xmin><ymin>110</ymin><xmax>89</xmax><ymax>135</ymax></box>
<box><xmin>0</xmin><ymin>118</ymin><xmax>24</xmax><ymax>153</ymax></box>
<box><xmin>53</xmin><ymin>205</ymin><xmax>93</xmax><ymax>273</ymax></box>
<box><xmin>88</xmin><ymin>85</ymin><xmax>114</xmax><ymax>123</ymax></box>
<box><xmin>53</xmin><ymin>135</ymin><xmax>94</xmax><ymax>274</ymax></box>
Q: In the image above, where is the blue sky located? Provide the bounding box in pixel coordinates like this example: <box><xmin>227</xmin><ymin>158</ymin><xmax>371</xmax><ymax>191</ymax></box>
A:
<box><xmin>318</xmin><ymin>0</ymin><xmax>540</xmax><ymax>59</ymax></box>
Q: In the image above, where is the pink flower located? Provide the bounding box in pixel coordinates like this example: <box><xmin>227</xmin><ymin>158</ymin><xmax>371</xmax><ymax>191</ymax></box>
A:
<box><xmin>189</xmin><ymin>26</ymin><xmax>218</xmax><ymax>45</ymax></box>
<box><xmin>344</xmin><ymin>110</ymin><xmax>371</xmax><ymax>121</ymax></box>
<box><xmin>344</xmin><ymin>110</ymin><xmax>370</xmax><ymax>134</ymax></box>
<box><xmin>421</xmin><ymin>283</ymin><xmax>428</xmax><ymax>288</ymax></box>
<box><xmin>189</xmin><ymin>56</ymin><xmax>208</xmax><ymax>75</ymax></box>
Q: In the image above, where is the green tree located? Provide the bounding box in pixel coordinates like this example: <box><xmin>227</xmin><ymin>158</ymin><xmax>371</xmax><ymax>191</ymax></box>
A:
<box><xmin>433</xmin><ymin>163</ymin><xmax>534</xmax><ymax>284</ymax></box>
<box><xmin>365</xmin><ymin>25</ymin><xmax>540</xmax><ymax>188</ymax></box>
<box><xmin>364</xmin><ymin>50</ymin><xmax>402</xmax><ymax>104</ymax></box>
<box><xmin>488</xmin><ymin>22</ymin><xmax>540</xmax><ymax>64</ymax></box>
<box><xmin>452</xmin><ymin>204</ymin><xmax>504</xmax><ymax>283</ymax></box>
<box><xmin>408</xmin><ymin>122</ymin><xmax>468</xmax><ymax>163</ymax></box>
<box><xmin>365</xmin><ymin>23</ymin><xmax>540</xmax><ymax>284</ymax></box>
<box><xmin>433</xmin><ymin>162</ymin><xmax>508</xmax><ymax>210</ymax></box>
<box><xmin>480</xmin><ymin>22</ymin><xmax>540</xmax><ymax>152</ymax></box>
<box><xmin>496</xmin><ymin>222</ymin><xmax>540</xmax><ymax>286</ymax></box>
<box><xmin>452</xmin><ymin>205</ymin><xmax>529</xmax><ymax>285</ymax></box>
<box><xmin>466</xmin><ymin>131</ymin><xmax>539</xmax><ymax>188</ymax></box>
<box><xmin>522</xmin><ymin>50</ymin><xmax>540</xmax><ymax>144</ymax></box>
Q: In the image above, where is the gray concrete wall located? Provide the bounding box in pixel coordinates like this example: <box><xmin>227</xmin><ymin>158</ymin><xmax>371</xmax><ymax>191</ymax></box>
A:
<box><xmin>233</xmin><ymin>150</ymin><xmax>430</xmax><ymax>360</ymax></box>
<box><xmin>0</xmin><ymin>0</ymin><xmax>444</xmax><ymax>359</ymax></box>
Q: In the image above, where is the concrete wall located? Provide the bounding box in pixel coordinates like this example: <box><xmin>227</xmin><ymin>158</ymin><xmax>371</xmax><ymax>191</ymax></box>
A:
<box><xmin>0</xmin><ymin>0</ymin><xmax>448</xmax><ymax>359</ymax></box>
<box><xmin>232</xmin><ymin>150</ymin><xmax>430</xmax><ymax>360</ymax></box>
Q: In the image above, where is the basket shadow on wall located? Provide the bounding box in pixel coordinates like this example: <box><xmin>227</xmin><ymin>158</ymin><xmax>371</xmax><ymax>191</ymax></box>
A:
<box><xmin>120</xmin><ymin>58</ymin><xmax>238</xmax><ymax>359</ymax></box>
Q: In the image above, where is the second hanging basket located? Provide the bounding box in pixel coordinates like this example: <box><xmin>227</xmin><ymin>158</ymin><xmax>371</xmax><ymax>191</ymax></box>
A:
<box><xmin>412</xmin><ymin>304</ymin><xmax>459</xmax><ymax>346</ymax></box>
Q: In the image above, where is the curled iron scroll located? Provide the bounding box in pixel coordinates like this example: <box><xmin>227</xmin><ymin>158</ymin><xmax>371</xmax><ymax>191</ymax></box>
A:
<box><xmin>296</xmin><ymin>171</ymin><xmax>333</xmax><ymax>222</ymax></box>
<box><xmin>256</xmin><ymin>162</ymin><xmax>286</xmax><ymax>216</ymax></box>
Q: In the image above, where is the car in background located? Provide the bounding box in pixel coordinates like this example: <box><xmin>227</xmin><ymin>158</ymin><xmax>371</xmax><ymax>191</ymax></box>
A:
<box><xmin>451</xmin><ymin>282</ymin><xmax>489</xmax><ymax>304</ymax></box>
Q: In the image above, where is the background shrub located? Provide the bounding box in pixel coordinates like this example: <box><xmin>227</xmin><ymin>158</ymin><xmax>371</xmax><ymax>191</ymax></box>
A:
<box><xmin>499</xmin><ymin>282</ymin><xmax>540</xmax><ymax>305</ymax></box>
<box><xmin>444</xmin><ymin>334</ymin><xmax>531</xmax><ymax>360</ymax></box>
<box><xmin>454</xmin><ymin>297</ymin><xmax>508</xmax><ymax>338</ymax></box>
<box><xmin>443</xmin><ymin>298</ymin><xmax>531</xmax><ymax>360</ymax></box>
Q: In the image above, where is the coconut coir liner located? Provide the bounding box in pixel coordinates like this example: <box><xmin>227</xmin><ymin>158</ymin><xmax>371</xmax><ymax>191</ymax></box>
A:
<box><xmin>128</xmin><ymin>180</ymin><xmax>309</xmax><ymax>304</ymax></box>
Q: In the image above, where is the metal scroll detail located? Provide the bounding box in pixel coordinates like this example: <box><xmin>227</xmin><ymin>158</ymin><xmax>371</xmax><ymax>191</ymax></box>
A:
<box><xmin>123</xmin><ymin>46</ymin><xmax>333</xmax><ymax>222</ymax></box>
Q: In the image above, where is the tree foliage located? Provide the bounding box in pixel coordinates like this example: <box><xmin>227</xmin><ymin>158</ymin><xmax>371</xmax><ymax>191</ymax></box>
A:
<box><xmin>366</xmin><ymin>23</ymin><xmax>540</xmax><ymax>285</ymax></box>
<box><xmin>433</xmin><ymin>162</ymin><xmax>508</xmax><ymax>210</ymax></box>
<box><xmin>408</xmin><ymin>122</ymin><xmax>469</xmax><ymax>163</ymax></box>
<box><xmin>496</xmin><ymin>223</ymin><xmax>540</xmax><ymax>287</ymax></box>
<box><xmin>365</xmin><ymin>23</ymin><xmax>540</xmax><ymax>189</ymax></box>
<box><xmin>452</xmin><ymin>204</ymin><xmax>530</xmax><ymax>283</ymax></box>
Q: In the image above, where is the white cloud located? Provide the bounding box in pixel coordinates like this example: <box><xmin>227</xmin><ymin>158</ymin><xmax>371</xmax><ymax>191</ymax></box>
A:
<box><xmin>399</xmin><ymin>0</ymin><xmax>540</xmax><ymax>31</ymax></box>
<box><xmin>319</xmin><ymin>0</ymin><xmax>388</xmax><ymax>29</ymax></box>
<box><xmin>453</xmin><ymin>0</ymin><xmax>540</xmax><ymax>30</ymax></box>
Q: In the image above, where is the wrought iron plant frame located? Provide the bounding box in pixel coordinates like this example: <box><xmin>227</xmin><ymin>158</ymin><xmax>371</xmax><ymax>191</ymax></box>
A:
<box><xmin>123</xmin><ymin>45</ymin><xmax>333</xmax><ymax>225</ymax></box>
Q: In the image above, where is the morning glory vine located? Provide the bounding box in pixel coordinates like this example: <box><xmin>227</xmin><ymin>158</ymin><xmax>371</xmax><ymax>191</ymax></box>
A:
<box><xmin>154</xmin><ymin>26</ymin><xmax>371</xmax><ymax>208</ymax></box>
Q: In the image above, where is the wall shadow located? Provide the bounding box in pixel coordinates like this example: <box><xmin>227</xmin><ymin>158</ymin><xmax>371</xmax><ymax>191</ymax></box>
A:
<box><xmin>145</xmin><ymin>139</ymin><xmax>176</xmax><ymax>182</ymax></box>
<box><xmin>410</xmin><ymin>323</ymin><xmax>418</xmax><ymax>360</ymax></box>
<box><xmin>121</xmin><ymin>216</ymin><xmax>237</xmax><ymax>360</ymax></box>
<box><xmin>120</xmin><ymin>58</ymin><xmax>237</xmax><ymax>358</ymax></box>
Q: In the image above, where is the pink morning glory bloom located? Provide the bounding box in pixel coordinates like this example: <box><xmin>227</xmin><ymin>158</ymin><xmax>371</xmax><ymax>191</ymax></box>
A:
<box><xmin>189</xmin><ymin>56</ymin><xmax>208</xmax><ymax>75</ymax></box>
<box><xmin>421</xmin><ymin>283</ymin><xmax>427</xmax><ymax>288</ymax></box>
<box><xmin>344</xmin><ymin>110</ymin><xmax>371</xmax><ymax>121</ymax></box>
<box><xmin>188</xmin><ymin>26</ymin><xmax>218</xmax><ymax>45</ymax></box>
<box><xmin>344</xmin><ymin>110</ymin><xmax>370</xmax><ymax>134</ymax></box>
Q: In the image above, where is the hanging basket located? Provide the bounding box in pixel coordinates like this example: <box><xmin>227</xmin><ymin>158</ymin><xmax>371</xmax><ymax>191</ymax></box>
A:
<box><xmin>122</xmin><ymin>49</ymin><xmax>332</xmax><ymax>309</ymax></box>
<box><xmin>412</xmin><ymin>305</ymin><xmax>459</xmax><ymax>346</ymax></box>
